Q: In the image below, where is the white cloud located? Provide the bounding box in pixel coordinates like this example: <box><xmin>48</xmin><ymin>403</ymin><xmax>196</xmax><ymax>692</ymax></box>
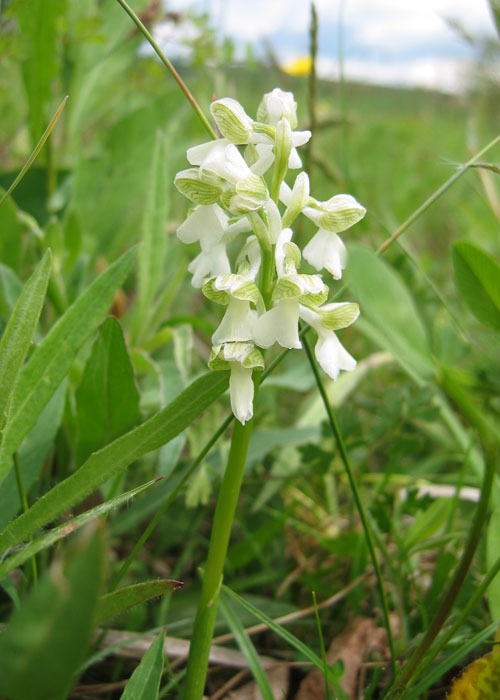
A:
<box><xmin>316</xmin><ymin>54</ymin><xmax>471</xmax><ymax>93</ymax></box>
<box><xmin>167</xmin><ymin>0</ymin><xmax>498</xmax><ymax>90</ymax></box>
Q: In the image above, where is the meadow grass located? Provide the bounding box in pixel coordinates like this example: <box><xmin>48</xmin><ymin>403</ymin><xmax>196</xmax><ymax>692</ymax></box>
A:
<box><xmin>0</xmin><ymin>2</ymin><xmax>500</xmax><ymax>699</ymax></box>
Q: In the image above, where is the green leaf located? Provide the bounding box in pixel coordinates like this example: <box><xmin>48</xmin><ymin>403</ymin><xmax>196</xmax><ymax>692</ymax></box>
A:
<box><xmin>0</xmin><ymin>370</ymin><xmax>229</xmax><ymax>552</ymax></box>
<box><xmin>75</xmin><ymin>317</ymin><xmax>141</xmax><ymax>465</ymax></box>
<box><xmin>119</xmin><ymin>629</ymin><xmax>166</xmax><ymax>700</ymax></box>
<box><xmin>0</xmin><ymin>523</ymin><xmax>105</xmax><ymax>700</ymax></box>
<box><xmin>402</xmin><ymin>498</ymin><xmax>452</xmax><ymax>552</ymax></box>
<box><xmin>0</xmin><ymin>380</ymin><xmax>66</xmax><ymax>530</ymax></box>
<box><xmin>0</xmin><ymin>478</ymin><xmax>160</xmax><ymax>578</ymax></box>
<box><xmin>452</xmin><ymin>240</ymin><xmax>500</xmax><ymax>331</ymax></box>
<box><xmin>0</xmin><ymin>263</ymin><xmax>24</xmax><ymax>313</ymax></box>
<box><xmin>0</xmin><ymin>192</ymin><xmax>23</xmax><ymax>273</ymax></box>
<box><xmin>347</xmin><ymin>245</ymin><xmax>435</xmax><ymax>382</ymax></box>
<box><xmin>131</xmin><ymin>130</ymin><xmax>168</xmax><ymax>342</ymax></box>
<box><xmin>486</xmin><ymin>508</ymin><xmax>500</xmax><ymax>622</ymax></box>
<box><xmin>0</xmin><ymin>250</ymin><xmax>51</xmax><ymax>439</ymax></box>
<box><xmin>0</xmin><ymin>246</ymin><xmax>137</xmax><ymax>488</ymax></box>
<box><xmin>14</xmin><ymin>0</ymin><xmax>67</xmax><ymax>145</ymax></box>
<box><xmin>97</xmin><ymin>579</ymin><xmax>183</xmax><ymax>626</ymax></box>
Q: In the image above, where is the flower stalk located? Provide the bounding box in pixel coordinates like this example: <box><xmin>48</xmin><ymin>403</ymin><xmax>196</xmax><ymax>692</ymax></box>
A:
<box><xmin>182</xmin><ymin>411</ymin><xmax>255</xmax><ymax>699</ymax></box>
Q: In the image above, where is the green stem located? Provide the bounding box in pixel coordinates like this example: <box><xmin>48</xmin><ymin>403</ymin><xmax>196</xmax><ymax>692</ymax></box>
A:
<box><xmin>301</xmin><ymin>331</ymin><xmax>397</xmax><ymax>674</ymax></box>
<box><xmin>114</xmin><ymin>0</ymin><xmax>216</xmax><ymax>140</ymax></box>
<box><xmin>377</xmin><ymin>133</ymin><xmax>500</xmax><ymax>253</ymax></box>
<box><xmin>384</xmin><ymin>368</ymin><xmax>499</xmax><ymax>699</ymax></box>
<box><xmin>110</xmin><ymin>416</ymin><xmax>232</xmax><ymax>591</ymax></box>
<box><xmin>183</xmin><ymin>398</ymin><xmax>256</xmax><ymax>699</ymax></box>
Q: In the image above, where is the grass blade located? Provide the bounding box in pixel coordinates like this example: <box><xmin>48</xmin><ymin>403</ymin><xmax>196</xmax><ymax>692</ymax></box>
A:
<box><xmin>119</xmin><ymin>629</ymin><xmax>166</xmax><ymax>700</ymax></box>
<box><xmin>219</xmin><ymin>595</ymin><xmax>276</xmax><ymax>700</ymax></box>
<box><xmin>0</xmin><ymin>250</ymin><xmax>51</xmax><ymax>438</ymax></box>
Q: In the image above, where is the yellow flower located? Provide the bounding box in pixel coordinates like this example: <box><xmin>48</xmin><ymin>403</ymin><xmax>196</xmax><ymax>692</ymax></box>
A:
<box><xmin>282</xmin><ymin>56</ymin><xmax>312</xmax><ymax>77</ymax></box>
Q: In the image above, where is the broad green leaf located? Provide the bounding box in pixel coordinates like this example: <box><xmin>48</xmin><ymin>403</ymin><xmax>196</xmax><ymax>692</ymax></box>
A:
<box><xmin>0</xmin><ymin>380</ymin><xmax>66</xmax><ymax>530</ymax></box>
<box><xmin>0</xmin><ymin>246</ymin><xmax>137</xmax><ymax>487</ymax></box>
<box><xmin>452</xmin><ymin>240</ymin><xmax>500</xmax><ymax>331</ymax></box>
<box><xmin>14</xmin><ymin>0</ymin><xmax>67</xmax><ymax>145</ymax></box>
<box><xmin>0</xmin><ymin>523</ymin><xmax>105</xmax><ymax>700</ymax></box>
<box><xmin>0</xmin><ymin>370</ymin><xmax>229</xmax><ymax>552</ymax></box>
<box><xmin>97</xmin><ymin>579</ymin><xmax>183</xmax><ymax>626</ymax></box>
<box><xmin>119</xmin><ymin>629</ymin><xmax>166</xmax><ymax>700</ymax></box>
<box><xmin>0</xmin><ymin>478</ymin><xmax>161</xmax><ymax>578</ymax></box>
<box><xmin>131</xmin><ymin>130</ymin><xmax>168</xmax><ymax>342</ymax></box>
<box><xmin>0</xmin><ymin>250</ymin><xmax>51</xmax><ymax>438</ymax></box>
<box><xmin>75</xmin><ymin>317</ymin><xmax>141</xmax><ymax>465</ymax></box>
<box><xmin>347</xmin><ymin>245</ymin><xmax>435</xmax><ymax>382</ymax></box>
<box><xmin>487</xmin><ymin>509</ymin><xmax>500</xmax><ymax>622</ymax></box>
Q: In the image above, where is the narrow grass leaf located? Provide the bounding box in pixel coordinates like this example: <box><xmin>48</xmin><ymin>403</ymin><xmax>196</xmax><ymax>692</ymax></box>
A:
<box><xmin>119</xmin><ymin>628</ymin><xmax>166</xmax><ymax>700</ymax></box>
<box><xmin>347</xmin><ymin>245</ymin><xmax>435</xmax><ymax>382</ymax></box>
<box><xmin>0</xmin><ymin>246</ymin><xmax>137</xmax><ymax>487</ymax></box>
<box><xmin>75</xmin><ymin>317</ymin><xmax>141</xmax><ymax>465</ymax></box>
<box><xmin>219</xmin><ymin>595</ymin><xmax>275</xmax><ymax>700</ymax></box>
<box><xmin>0</xmin><ymin>250</ymin><xmax>51</xmax><ymax>438</ymax></box>
<box><xmin>0</xmin><ymin>523</ymin><xmax>106</xmax><ymax>700</ymax></box>
<box><xmin>0</xmin><ymin>478</ymin><xmax>160</xmax><ymax>578</ymax></box>
<box><xmin>0</xmin><ymin>370</ymin><xmax>229</xmax><ymax>551</ymax></box>
<box><xmin>452</xmin><ymin>240</ymin><xmax>500</xmax><ymax>331</ymax></box>
<box><xmin>0</xmin><ymin>97</ymin><xmax>68</xmax><ymax>208</ymax></box>
<box><xmin>97</xmin><ymin>580</ymin><xmax>183</xmax><ymax>626</ymax></box>
<box><xmin>131</xmin><ymin>130</ymin><xmax>168</xmax><ymax>342</ymax></box>
<box><xmin>222</xmin><ymin>585</ymin><xmax>349</xmax><ymax>700</ymax></box>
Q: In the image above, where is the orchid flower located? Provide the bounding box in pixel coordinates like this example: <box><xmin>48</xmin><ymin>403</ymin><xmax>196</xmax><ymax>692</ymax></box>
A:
<box><xmin>299</xmin><ymin>302</ymin><xmax>360</xmax><ymax>380</ymax></box>
<box><xmin>175</xmin><ymin>88</ymin><xmax>365</xmax><ymax>424</ymax></box>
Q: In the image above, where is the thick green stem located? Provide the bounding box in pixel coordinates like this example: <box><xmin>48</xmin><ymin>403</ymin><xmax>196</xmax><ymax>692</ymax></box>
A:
<box><xmin>183</xmin><ymin>408</ymin><xmax>255</xmax><ymax>699</ymax></box>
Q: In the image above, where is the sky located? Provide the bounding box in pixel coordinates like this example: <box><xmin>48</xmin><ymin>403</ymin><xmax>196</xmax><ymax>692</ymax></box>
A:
<box><xmin>162</xmin><ymin>0</ymin><xmax>498</xmax><ymax>93</ymax></box>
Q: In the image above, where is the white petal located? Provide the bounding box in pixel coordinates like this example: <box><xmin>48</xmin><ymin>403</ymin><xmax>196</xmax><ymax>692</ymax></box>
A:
<box><xmin>252</xmin><ymin>300</ymin><xmax>301</xmax><ymax>349</ymax></box>
<box><xmin>188</xmin><ymin>245</ymin><xmax>230</xmax><ymax>287</ymax></box>
<box><xmin>229</xmin><ymin>363</ymin><xmax>254</xmax><ymax>424</ymax></box>
<box><xmin>188</xmin><ymin>140</ymin><xmax>251</xmax><ymax>184</ymax></box>
<box><xmin>177</xmin><ymin>204</ymin><xmax>228</xmax><ymax>245</ymax></box>
<box><xmin>212</xmin><ymin>299</ymin><xmax>257</xmax><ymax>344</ymax></box>
<box><xmin>303</xmin><ymin>229</ymin><xmax>347</xmax><ymax>279</ymax></box>
<box><xmin>314</xmin><ymin>332</ymin><xmax>357</xmax><ymax>380</ymax></box>
<box><xmin>248</xmin><ymin>143</ymin><xmax>275</xmax><ymax>176</ymax></box>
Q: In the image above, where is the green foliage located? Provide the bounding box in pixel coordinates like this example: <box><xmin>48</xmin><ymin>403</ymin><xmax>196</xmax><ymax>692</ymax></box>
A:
<box><xmin>0</xmin><ymin>0</ymin><xmax>499</xmax><ymax>698</ymax></box>
<box><xmin>74</xmin><ymin>317</ymin><xmax>141</xmax><ymax>465</ymax></box>
<box><xmin>0</xmin><ymin>524</ymin><xmax>106</xmax><ymax>700</ymax></box>
<box><xmin>453</xmin><ymin>240</ymin><xmax>500</xmax><ymax>331</ymax></box>
<box><xmin>119</xmin><ymin>629</ymin><xmax>166</xmax><ymax>700</ymax></box>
